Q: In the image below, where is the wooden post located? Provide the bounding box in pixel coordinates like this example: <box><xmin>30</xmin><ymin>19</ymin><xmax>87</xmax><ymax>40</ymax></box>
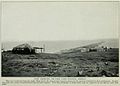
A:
<box><xmin>40</xmin><ymin>48</ymin><xmax>43</xmax><ymax>53</ymax></box>
<box><xmin>43</xmin><ymin>44</ymin><xmax>45</xmax><ymax>53</ymax></box>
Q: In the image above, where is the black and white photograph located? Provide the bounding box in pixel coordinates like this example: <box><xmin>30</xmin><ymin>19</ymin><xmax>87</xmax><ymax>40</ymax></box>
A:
<box><xmin>1</xmin><ymin>1</ymin><xmax>119</xmax><ymax>77</ymax></box>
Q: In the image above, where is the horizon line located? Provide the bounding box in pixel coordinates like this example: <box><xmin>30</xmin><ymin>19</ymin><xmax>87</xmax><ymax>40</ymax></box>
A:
<box><xmin>1</xmin><ymin>38</ymin><xmax>119</xmax><ymax>42</ymax></box>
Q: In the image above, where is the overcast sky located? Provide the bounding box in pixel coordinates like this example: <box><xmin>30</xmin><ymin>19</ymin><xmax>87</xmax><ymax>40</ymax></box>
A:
<box><xmin>1</xmin><ymin>2</ymin><xmax>119</xmax><ymax>41</ymax></box>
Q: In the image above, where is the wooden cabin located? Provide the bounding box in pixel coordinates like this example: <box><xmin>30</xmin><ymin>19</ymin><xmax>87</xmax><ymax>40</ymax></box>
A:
<box><xmin>12</xmin><ymin>43</ymin><xmax>35</xmax><ymax>54</ymax></box>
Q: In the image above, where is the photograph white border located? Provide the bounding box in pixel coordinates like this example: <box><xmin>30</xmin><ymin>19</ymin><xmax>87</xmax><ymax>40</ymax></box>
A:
<box><xmin>0</xmin><ymin>0</ymin><xmax>119</xmax><ymax>86</ymax></box>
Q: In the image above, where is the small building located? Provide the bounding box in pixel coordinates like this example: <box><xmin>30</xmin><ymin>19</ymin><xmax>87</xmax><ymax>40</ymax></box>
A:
<box><xmin>89</xmin><ymin>48</ymin><xmax>97</xmax><ymax>52</ymax></box>
<box><xmin>80</xmin><ymin>48</ymin><xmax>89</xmax><ymax>52</ymax></box>
<box><xmin>33</xmin><ymin>47</ymin><xmax>44</xmax><ymax>53</ymax></box>
<box><xmin>1</xmin><ymin>48</ymin><xmax>4</xmax><ymax>52</ymax></box>
<box><xmin>96</xmin><ymin>46</ymin><xmax>108</xmax><ymax>52</ymax></box>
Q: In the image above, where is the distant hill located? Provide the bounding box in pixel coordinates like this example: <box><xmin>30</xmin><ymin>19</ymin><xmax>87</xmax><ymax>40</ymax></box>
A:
<box><xmin>60</xmin><ymin>39</ymin><xmax>119</xmax><ymax>53</ymax></box>
<box><xmin>98</xmin><ymin>39</ymin><xmax>119</xmax><ymax>48</ymax></box>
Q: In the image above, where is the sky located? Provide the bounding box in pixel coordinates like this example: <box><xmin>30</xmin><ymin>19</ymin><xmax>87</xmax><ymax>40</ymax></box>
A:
<box><xmin>1</xmin><ymin>2</ymin><xmax>119</xmax><ymax>41</ymax></box>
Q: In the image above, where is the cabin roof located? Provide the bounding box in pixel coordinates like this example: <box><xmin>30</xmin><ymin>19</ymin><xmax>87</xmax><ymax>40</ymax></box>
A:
<box><xmin>33</xmin><ymin>47</ymin><xmax>44</xmax><ymax>49</ymax></box>
<box><xmin>13</xmin><ymin>43</ymin><xmax>33</xmax><ymax>49</ymax></box>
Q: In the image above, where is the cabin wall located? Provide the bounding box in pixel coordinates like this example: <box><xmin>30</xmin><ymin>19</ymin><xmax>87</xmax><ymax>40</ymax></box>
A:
<box><xmin>35</xmin><ymin>49</ymin><xmax>41</xmax><ymax>53</ymax></box>
<box><xmin>12</xmin><ymin>48</ymin><xmax>35</xmax><ymax>54</ymax></box>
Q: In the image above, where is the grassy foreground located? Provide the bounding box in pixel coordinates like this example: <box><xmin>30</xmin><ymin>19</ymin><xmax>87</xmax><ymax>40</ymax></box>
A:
<box><xmin>2</xmin><ymin>48</ymin><xmax>119</xmax><ymax>77</ymax></box>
